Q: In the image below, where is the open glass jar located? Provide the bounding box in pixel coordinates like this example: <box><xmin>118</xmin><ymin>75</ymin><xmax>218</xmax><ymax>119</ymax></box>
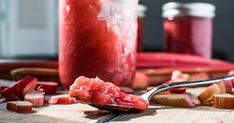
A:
<box><xmin>137</xmin><ymin>4</ymin><xmax>147</xmax><ymax>52</ymax></box>
<box><xmin>59</xmin><ymin>0</ymin><xmax>139</xmax><ymax>89</ymax></box>
<box><xmin>162</xmin><ymin>2</ymin><xmax>216</xmax><ymax>58</ymax></box>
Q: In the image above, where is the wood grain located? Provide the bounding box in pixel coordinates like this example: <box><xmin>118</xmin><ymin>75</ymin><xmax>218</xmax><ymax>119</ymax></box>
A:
<box><xmin>1</xmin><ymin>82</ymin><xmax>234</xmax><ymax>123</ymax></box>
<box><xmin>0</xmin><ymin>103</ymin><xmax>109</xmax><ymax>123</ymax></box>
<box><xmin>111</xmin><ymin>88</ymin><xmax>234</xmax><ymax>123</ymax></box>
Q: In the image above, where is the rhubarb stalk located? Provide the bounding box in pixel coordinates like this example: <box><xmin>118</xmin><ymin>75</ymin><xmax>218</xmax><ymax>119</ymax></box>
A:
<box><xmin>152</xmin><ymin>94</ymin><xmax>195</xmax><ymax>107</ymax></box>
<box><xmin>24</xmin><ymin>90</ymin><xmax>45</xmax><ymax>107</ymax></box>
<box><xmin>137</xmin><ymin>53</ymin><xmax>234</xmax><ymax>68</ymax></box>
<box><xmin>6</xmin><ymin>101</ymin><xmax>33</xmax><ymax>113</ymax></box>
<box><xmin>213</xmin><ymin>94</ymin><xmax>234</xmax><ymax>109</ymax></box>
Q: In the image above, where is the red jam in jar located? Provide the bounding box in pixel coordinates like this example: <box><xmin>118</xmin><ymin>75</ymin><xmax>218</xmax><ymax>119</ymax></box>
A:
<box><xmin>59</xmin><ymin>0</ymin><xmax>139</xmax><ymax>89</ymax></box>
<box><xmin>162</xmin><ymin>2</ymin><xmax>216</xmax><ymax>58</ymax></box>
<box><xmin>137</xmin><ymin>4</ymin><xmax>147</xmax><ymax>52</ymax></box>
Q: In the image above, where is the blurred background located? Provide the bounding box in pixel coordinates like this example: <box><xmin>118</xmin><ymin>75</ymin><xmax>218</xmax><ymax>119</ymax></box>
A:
<box><xmin>0</xmin><ymin>0</ymin><xmax>234</xmax><ymax>61</ymax></box>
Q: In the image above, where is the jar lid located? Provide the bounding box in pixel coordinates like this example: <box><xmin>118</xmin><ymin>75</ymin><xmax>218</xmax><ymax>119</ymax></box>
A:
<box><xmin>162</xmin><ymin>2</ymin><xmax>216</xmax><ymax>18</ymax></box>
<box><xmin>138</xmin><ymin>4</ymin><xmax>147</xmax><ymax>18</ymax></box>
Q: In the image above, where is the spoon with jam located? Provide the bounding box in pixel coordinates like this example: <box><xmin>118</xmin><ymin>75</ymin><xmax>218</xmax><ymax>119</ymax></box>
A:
<box><xmin>69</xmin><ymin>75</ymin><xmax>234</xmax><ymax>112</ymax></box>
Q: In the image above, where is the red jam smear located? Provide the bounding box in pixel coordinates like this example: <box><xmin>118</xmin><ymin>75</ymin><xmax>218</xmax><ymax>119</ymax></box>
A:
<box><xmin>59</xmin><ymin>0</ymin><xmax>137</xmax><ymax>89</ymax></box>
<box><xmin>164</xmin><ymin>17</ymin><xmax>213</xmax><ymax>58</ymax></box>
<box><xmin>69</xmin><ymin>76</ymin><xmax>149</xmax><ymax>111</ymax></box>
<box><xmin>137</xmin><ymin>18</ymin><xmax>144</xmax><ymax>52</ymax></box>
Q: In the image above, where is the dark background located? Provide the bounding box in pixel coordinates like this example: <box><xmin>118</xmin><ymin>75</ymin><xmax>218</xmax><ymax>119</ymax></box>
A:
<box><xmin>140</xmin><ymin>0</ymin><xmax>234</xmax><ymax>61</ymax></box>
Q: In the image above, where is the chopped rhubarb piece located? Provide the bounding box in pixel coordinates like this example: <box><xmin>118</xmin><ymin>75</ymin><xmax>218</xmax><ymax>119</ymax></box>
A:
<box><xmin>11</xmin><ymin>67</ymin><xmax>59</xmax><ymax>81</ymax></box>
<box><xmin>24</xmin><ymin>90</ymin><xmax>45</xmax><ymax>107</ymax></box>
<box><xmin>132</xmin><ymin>72</ymin><xmax>149</xmax><ymax>90</ymax></box>
<box><xmin>197</xmin><ymin>80</ymin><xmax>232</xmax><ymax>106</ymax></box>
<box><xmin>69</xmin><ymin>76</ymin><xmax>149</xmax><ymax>111</ymax></box>
<box><xmin>152</xmin><ymin>94</ymin><xmax>195</xmax><ymax>107</ymax></box>
<box><xmin>193</xmin><ymin>118</ymin><xmax>223</xmax><ymax>123</ymax></box>
<box><xmin>137</xmin><ymin>53</ymin><xmax>234</xmax><ymax>68</ymax></box>
<box><xmin>1</xmin><ymin>85</ymin><xmax>17</xmax><ymax>100</ymax></box>
<box><xmin>169</xmin><ymin>88</ymin><xmax>186</xmax><ymax>94</ymax></box>
<box><xmin>171</xmin><ymin>70</ymin><xmax>189</xmax><ymax>81</ymax></box>
<box><xmin>0</xmin><ymin>61</ymin><xmax>57</xmax><ymax>80</ymax></box>
<box><xmin>197</xmin><ymin>84</ymin><xmax>221</xmax><ymax>105</ymax></box>
<box><xmin>139</xmin><ymin>66</ymin><xmax>233</xmax><ymax>86</ymax></box>
<box><xmin>228</xmin><ymin>70</ymin><xmax>234</xmax><ymax>75</ymax></box>
<box><xmin>7</xmin><ymin>101</ymin><xmax>33</xmax><ymax>113</ymax></box>
<box><xmin>48</xmin><ymin>94</ymin><xmax>77</xmax><ymax>105</ymax></box>
<box><xmin>36</xmin><ymin>81</ymin><xmax>58</xmax><ymax>94</ymax></box>
<box><xmin>167</xmin><ymin>71</ymin><xmax>189</xmax><ymax>94</ymax></box>
<box><xmin>0</xmin><ymin>86</ymin><xmax>9</xmax><ymax>92</ymax></box>
<box><xmin>189</xmin><ymin>72</ymin><xmax>210</xmax><ymax>81</ymax></box>
<box><xmin>16</xmin><ymin>76</ymin><xmax>37</xmax><ymax>100</ymax></box>
<box><xmin>1</xmin><ymin>76</ymin><xmax>37</xmax><ymax>100</ymax></box>
<box><xmin>217</xmin><ymin>80</ymin><xmax>233</xmax><ymax>93</ymax></box>
<box><xmin>213</xmin><ymin>94</ymin><xmax>234</xmax><ymax>109</ymax></box>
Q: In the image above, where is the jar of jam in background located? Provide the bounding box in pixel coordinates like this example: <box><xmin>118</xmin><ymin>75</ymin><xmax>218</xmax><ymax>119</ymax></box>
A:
<box><xmin>162</xmin><ymin>2</ymin><xmax>216</xmax><ymax>58</ymax></box>
<box><xmin>59</xmin><ymin>0</ymin><xmax>139</xmax><ymax>89</ymax></box>
<box><xmin>137</xmin><ymin>4</ymin><xmax>147</xmax><ymax>52</ymax></box>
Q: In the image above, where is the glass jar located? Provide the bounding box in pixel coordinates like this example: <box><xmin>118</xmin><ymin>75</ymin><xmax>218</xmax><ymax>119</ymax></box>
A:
<box><xmin>59</xmin><ymin>0</ymin><xmax>139</xmax><ymax>89</ymax></box>
<box><xmin>162</xmin><ymin>2</ymin><xmax>216</xmax><ymax>58</ymax></box>
<box><xmin>137</xmin><ymin>4</ymin><xmax>147</xmax><ymax>52</ymax></box>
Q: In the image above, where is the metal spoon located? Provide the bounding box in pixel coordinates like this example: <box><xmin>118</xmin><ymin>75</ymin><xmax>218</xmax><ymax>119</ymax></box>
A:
<box><xmin>89</xmin><ymin>75</ymin><xmax>234</xmax><ymax>112</ymax></box>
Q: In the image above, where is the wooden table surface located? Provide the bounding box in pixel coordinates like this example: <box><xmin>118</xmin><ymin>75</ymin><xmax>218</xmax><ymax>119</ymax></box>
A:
<box><xmin>1</xmin><ymin>80</ymin><xmax>234</xmax><ymax>123</ymax></box>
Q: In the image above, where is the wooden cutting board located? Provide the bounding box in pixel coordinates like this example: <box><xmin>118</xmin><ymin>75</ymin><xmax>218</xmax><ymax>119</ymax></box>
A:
<box><xmin>1</xmin><ymin>82</ymin><xmax>234</xmax><ymax>123</ymax></box>
<box><xmin>110</xmin><ymin>87</ymin><xmax>234</xmax><ymax>123</ymax></box>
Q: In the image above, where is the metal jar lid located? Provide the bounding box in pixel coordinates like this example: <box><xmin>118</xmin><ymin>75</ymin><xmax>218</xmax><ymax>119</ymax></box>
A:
<box><xmin>162</xmin><ymin>2</ymin><xmax>216</xmax><ymax>18</ymax></box>
<box><xmin>138</xmin><ymin>4</ymin><xmax>147</xmax><ymax>18</ymax></box>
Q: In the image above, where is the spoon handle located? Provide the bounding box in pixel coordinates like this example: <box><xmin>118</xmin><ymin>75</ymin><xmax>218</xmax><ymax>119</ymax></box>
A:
<box><xmin>142</xmin><ymin>75</ymin><xmax>234</xmax><ymax>101</ymax></box>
